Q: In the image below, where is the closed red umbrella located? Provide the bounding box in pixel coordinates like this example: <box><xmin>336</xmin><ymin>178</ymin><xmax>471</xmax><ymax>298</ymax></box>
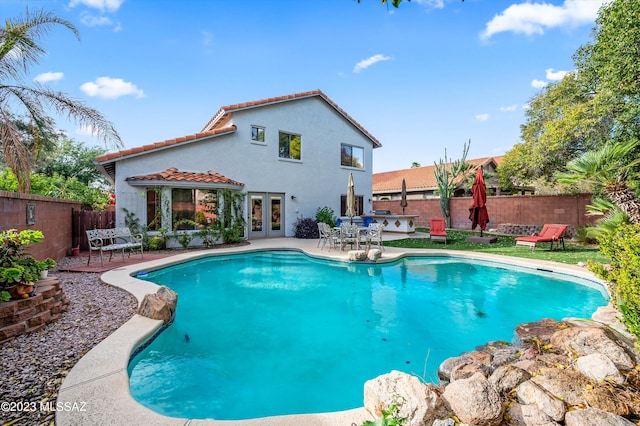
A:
<box><xmin>469</xmin><ymin>167</ymin><xmax>489</xmax><ymax>236</ymax></box>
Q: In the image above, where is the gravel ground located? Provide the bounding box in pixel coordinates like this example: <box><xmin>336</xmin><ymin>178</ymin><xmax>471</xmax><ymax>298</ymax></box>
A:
<box><xmin>0</xmin><ymin>255</ymin><xmax>138</xmax><ymax>426</ymax></box>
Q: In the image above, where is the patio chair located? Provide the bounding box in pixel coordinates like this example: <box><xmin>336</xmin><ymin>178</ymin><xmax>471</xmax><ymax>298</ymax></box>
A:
<box><xmin>429</xmin><ymin>217</ymin><xmax>448</xmax><ymax>244</ymax></box>
<box><xmin>317</xmin><ymin>222</ymin><xmax>338</xmax><ymax>250</ymax></box>
<box><xmin>365</xmin><ymin>223</ymin><xmax>384</xmax><ymax>251</ymax></box>
<box><xmin>339</xmin><ymin>223</ymin><xmax>362</xmax><ymax>251</ymax></box>
<box><xmin>515</xmin><ymin>224</ymin><xmax>567</xmax><ymax>251</ymax></box>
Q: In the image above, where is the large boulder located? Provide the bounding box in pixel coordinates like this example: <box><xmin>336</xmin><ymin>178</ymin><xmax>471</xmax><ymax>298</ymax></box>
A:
<box><xmin>363</xmin><ymin>370</ymin><xmax>444</xmax><ymax>426</ymax></box>
<box><xmin>488</xmin><ymin>364</ymin><xmax>531</xmax><ymax>394</ymax></box>
<box><xmin>516</xmin><ymin>380</ymin><xmax>566</xmax><ymax>422</ymax></box>
<box><xmin>136</xmin><ymin>286</ymin><xmax>178</xmax><ymax>323</ymax></box>
<box><xmin>564</xmin><ymin>407</ymin><xmax>635</xmax><ymax>426</ymax></box>
<box><xmin>441</xmin><ymin>372</ymin><xmax>503</xmax><ymax>426</ymax></box>
<box><xmin>576</xmin><ymin>353</ymin><xmax>624</xmax><ymax>384</ymax></box>
<box><xmin>550</xmin><ymin>325</ymin><xmax>638</xmax><ymax>370</ymax></box>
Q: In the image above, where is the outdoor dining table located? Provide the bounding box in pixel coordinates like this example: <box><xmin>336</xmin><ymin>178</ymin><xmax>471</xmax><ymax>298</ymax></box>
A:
<box><xmin>334</xmin><ymin>226</ymin><xmax>369</xmax><ymax>250</ymax></box>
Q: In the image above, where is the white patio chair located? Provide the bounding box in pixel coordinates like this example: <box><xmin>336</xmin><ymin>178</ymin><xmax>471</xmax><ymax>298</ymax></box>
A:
<box><xmin>365</xmin><ymin>223</ymin><xmax>384</xmax><ymax>251</ymax></box>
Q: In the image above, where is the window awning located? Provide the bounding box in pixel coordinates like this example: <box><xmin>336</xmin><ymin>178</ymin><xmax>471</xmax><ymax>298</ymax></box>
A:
<box><xmin>126</xmin><ymin>168</ymin><xmax>244</xmax><ymax>190</ymax></box>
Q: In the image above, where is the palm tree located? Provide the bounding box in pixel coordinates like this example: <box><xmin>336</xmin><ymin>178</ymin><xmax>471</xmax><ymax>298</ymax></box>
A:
<box><xmin>556</xmin><ymin>139</ymin><xmax>640</xmax><ymax>224</ymax></box>
<box><xmin>0</xmin><ymin>9</ymin><xmax>122</xmax><ymax>193</ymax></box>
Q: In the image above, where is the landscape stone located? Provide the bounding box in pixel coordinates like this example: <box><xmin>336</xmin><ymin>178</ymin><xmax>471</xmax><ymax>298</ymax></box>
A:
<box><xmin>516</xmin><ymin>380</ymin><xmax>566</xmax><ymax>422</ymax></box>
<box><xmin>363</xmin><ymin>370</ymin><xmax>444</xmax><ymax>426</ymax></box>
<box><xmin>441</xmin><ymin>372</ymin><xmax>503</xmax><ymax>426</ymax></box>
<box><xmin>507</xmin><ymin>403</ymin><xmax>559</xmax><ymax>426</ymax></box>
<box><xmin>576</xmin><ymin>353</ymin><xmax>624</xmax><ymax>384</ymax></box>
<box><xmin>564</xmin><ymin>407</ymin><xmax>635</xmax><ymax>426</ymax></box>
<box><xmin>488</xmin><ymin>364</ymin><xmax>531</xmax><ymax>394</ymax></box>
<box><xmin>367</xmin><ymin>248</ymin><xmax>382</xmax><ymax>261</ymax></box>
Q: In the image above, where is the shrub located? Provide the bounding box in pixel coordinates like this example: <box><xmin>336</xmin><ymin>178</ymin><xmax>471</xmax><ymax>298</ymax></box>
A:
<box><xmin>315</xmin><ymin>206</ymin><xmax>337</xmax><ymax>228</ymax></box>
<box><xmin>293</xmin><ymin>217</ymin><xmax>319</xmax><ymax>239</ymax></box>
<box><xmin>590</xmin><ymin>223</ymin><xmax>640</xmax><ymax>337</ymax></box>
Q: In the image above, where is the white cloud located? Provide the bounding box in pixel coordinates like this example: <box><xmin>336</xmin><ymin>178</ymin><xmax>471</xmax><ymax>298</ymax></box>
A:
<box><xmin>531</xmin><ymin>79</ymin><xmax>548</xmax><ymax>89</ymax></box>
<box><xmin>68</xmin><ymin>0</ymin><xmax>124</xmax><ymax>13</ymax></box>
<box><xmin>353</xmin><ymin>54</ymin><xmax>392</xmax><ymax>73</ymax></box>
<box><xmin>480</xmin><ymin>0</ymin><xmax>608</xmax><ymax>40</ymax></box>
<box><xmin>499</xmin><ymin>104</ymin><xmax>518</xmax><ymax>112</ymax></box>
<box><xmin>80</xmin><ymin>13</ymin><xmax>113</xmax><ymax>27</ymax></box>
<box><xmin>80</xmin><ymin>77</ymin><xmax>146</xmax><ymax>100</ymax></box>
<box><xmin>413</xmin><ymin>0</ymin><xmax>445</xmax><ymax>8</ymax></box>
<box><xmin>33</xmin><ymin>72</ymin><xmax>64</xmax><ymax>83</ymax></box>
<box><xmin>545</xmin><ymin>68</ymin><xmax>568</xmax><ymax>81</ymax></box>
<box><xmin>475</xmin><ymin>113</ymin><xmax>490</xmax><ymax>121</ymax></box>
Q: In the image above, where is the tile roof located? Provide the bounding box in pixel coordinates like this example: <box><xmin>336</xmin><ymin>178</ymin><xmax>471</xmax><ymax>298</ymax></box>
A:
<box><xmin>373</xmin><ymin>156</ymin><xmax>503</xmax><ymax>193</ymax></box>
<box><xmin>126</xmin><ymin>168</ymin><xmax>244</xmax><ymax>187</ymax></box>
<box><xmin>95</xmin><ymin>126</ymin><xmax>237</xmax><ymax>163</ymax></box>
<box><xmin>201</xmin><ymin>89</ymin><xmax>382</xmax><ymax>148</ymax></box>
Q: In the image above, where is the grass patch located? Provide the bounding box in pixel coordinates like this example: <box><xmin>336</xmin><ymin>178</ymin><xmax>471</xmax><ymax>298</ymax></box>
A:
<box><xmin>384</xmin><ymin>228</ymin><xmax>608</xmax><ymax>265</ymax></box>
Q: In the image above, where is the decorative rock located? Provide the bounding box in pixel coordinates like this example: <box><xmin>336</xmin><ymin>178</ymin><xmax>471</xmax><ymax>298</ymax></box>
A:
<box><xmin>441</xmin><ymin>372</ymin><xmax>503</xmax><ymax>426</ymax></box>
<box><xmin>583</xmin><ymin>384</ymin><xmax>630</xmax><ymax>416</ymax></box>
<box><xmin>516</xmin><ymin>380</ymin><xmax>566</xmax><ymax>422</ymax></box>
<box><xmin>507</xmin><ymin>403</ymin><xmax>559</xmax><ymax>426</ymax></box>
<box><xmin>348</xmin><ymin>250</ymin><xmax>367</xmax><ymax>261</ymax></box>
<box><xmin>530</xmin><ymin>367</ymin><xmax>589</xmax><ymax>406</ymax></box>
<box><xmin>157</xmin><ymin>286</ymin><xmax>178</xmax><ymax>316</ymax></box>
<box><xmin>488</xmin><ymin>365</ymin><xmax>531</xmax><ymax>394</ymax></box>
<box><xmin>367</xmin><ymin>248</ymin><xmax>382</xmax><ymax>261</ymax></box>
<box><xmin>136</xmin><ymin>286</ymin><xmax>178</xmax><ymax>323</ymax></box>
<box><xmin>432</xmin><ymin>419</ymin><xmax>455</xmax><ymax>426</ymax></box>
<box><xmin>515</xmin><ymin>318</ymin><xmax>563</xmax><ymax>343</ymax></box>
<box><xmin>564</xmin><ymin>407</ymin><xmax>635</xmax><ymax>426</ymax></box>
<box><xmin>137</xmin><ymin>294</ymin><xmax>172</xmax><ymax>322</ymax></box>
<box><xmin>550</xmin><ymin>326</ymin><xmax>637</xmax><ymax>370</ymax></box>
<box><xmin>363</xmin><ymin>370</ymin><xmax>445</xmax><ymax>426</ymax></box>
<box><xmin>576</xmin><ymin>353</ymin><xmax>625</xmax><ymax>384</ymax></box>
<box><xmin>450</xmin><ymin>361</ymin><xmax>492</xmax><ymax>381</ymax></box>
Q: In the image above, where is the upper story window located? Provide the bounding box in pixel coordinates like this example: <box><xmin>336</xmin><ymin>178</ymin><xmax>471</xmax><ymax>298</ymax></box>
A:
<box><xmin>340</xmin><ymin>144</ymin><xmax>364</xmax><ymax>168</ymax></box>
<box><xmin>279</xmin><ymin>131</ymin><xmax>301</xmax><ymax>160</ymax></box>
<box><xmin>251</xmin><ymin>126</ymin><xmax>265</xmax><ymax>143</ymax></box>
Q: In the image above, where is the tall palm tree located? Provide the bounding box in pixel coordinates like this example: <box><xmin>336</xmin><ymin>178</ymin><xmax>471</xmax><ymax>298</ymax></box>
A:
<box><xmin>0</xmin><ymin>9</ymin><xmax>122</xmax><ymax>193</ymax></box>
<box><xmin>556</xmin><ymin>139</ymin><xmax>640</xmax><ymax>224</ymax></box>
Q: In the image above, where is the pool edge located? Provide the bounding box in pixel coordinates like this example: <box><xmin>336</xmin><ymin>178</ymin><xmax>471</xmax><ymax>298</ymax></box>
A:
<box><xmin>56</xmin><ymin>237</ymin><xmax>616</xmax><ymax>426</ymax></box>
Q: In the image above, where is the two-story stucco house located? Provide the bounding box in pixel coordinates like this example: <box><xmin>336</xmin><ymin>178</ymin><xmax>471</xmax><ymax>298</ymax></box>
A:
<box><xmin>95</xmin><ymin>90</ymin><xmax>381</xmax><ymax>242</ymax></box>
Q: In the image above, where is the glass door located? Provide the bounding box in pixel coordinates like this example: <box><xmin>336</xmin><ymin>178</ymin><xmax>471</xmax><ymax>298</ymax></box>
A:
<box><xmin>249</xmin><ymin>192</ymin><xmax>285</xmax><ymax>238</ymax></box>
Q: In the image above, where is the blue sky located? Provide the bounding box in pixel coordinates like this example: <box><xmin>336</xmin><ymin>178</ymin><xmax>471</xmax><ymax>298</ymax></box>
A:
<box><xmin>4</xmin><ymin>0</ymin><xmax>607</xmax><ymax>173</ymax></box>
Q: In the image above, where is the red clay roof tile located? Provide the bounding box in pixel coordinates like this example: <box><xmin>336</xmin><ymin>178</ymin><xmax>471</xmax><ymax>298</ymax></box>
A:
<box><xmin>126</xmin><ymin>168</ymin><xmax>244</xmax><ymax>186</ymax></box>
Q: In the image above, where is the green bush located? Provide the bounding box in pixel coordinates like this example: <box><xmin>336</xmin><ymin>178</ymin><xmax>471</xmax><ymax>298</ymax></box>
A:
<box><xmin>315</xmin><ymin>206</ymin><xmax>337</xmax><ymax>228</ymax></box>
<box><xmin>591</xmin><ymin>223</ymin><xmax>640</xmax><ymax>337</ymax></box>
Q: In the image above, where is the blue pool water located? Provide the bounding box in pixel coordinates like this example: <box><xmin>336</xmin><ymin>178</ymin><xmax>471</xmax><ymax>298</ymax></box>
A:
<box><xmin>128</xmin><ymin>251</ymin><xmax>608</xmax><ymax>421</ymax></box>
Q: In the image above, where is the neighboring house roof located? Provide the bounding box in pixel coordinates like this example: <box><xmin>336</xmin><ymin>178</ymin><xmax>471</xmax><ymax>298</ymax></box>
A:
<box><xmin>201</xmin><ymin>89</ymin><xmax>382</xmax><ymax>149</ymax></box>
<box><xmin>373</xmin><ymin>156</ymin><xmax>503</xmax><ymax>194</ymax></box>
<box><xmin>95</xmin><ymin>90</ymin><xmax>380</xmax><ymax>184</ymax></box>
<box><xmin>126</xmin><ymin>168</ymin><xmax>244</xmax><ymax>189</ymax></box>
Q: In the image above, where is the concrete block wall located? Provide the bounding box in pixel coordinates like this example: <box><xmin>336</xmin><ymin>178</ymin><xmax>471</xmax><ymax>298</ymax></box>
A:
<box><xmin>0</xmin><ymin>191</ymin><xmax>83</xmax><ymax>261</ymax></box>
<box><xmin>373</xmin><ymin>194</ymin><xmax>594</xmax><ymax>232</ymax></box>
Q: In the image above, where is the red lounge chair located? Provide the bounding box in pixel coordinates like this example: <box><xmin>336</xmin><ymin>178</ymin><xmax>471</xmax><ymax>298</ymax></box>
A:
<box><xmin>515</xmin><ymin>224</ymin><xmax>567</xmax><ymax>251</ymax></box>
<box><xmin>429</xmin><ymin>217</ymin><xmax>448</xmax><ymax>244</ymax></box>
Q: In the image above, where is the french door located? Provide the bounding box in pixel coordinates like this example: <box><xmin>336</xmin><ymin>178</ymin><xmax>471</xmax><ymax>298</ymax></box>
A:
<box><xmin>248</xmin><ymin>192</ymin><xmax>285</xmax><ymax>238</ymax></box>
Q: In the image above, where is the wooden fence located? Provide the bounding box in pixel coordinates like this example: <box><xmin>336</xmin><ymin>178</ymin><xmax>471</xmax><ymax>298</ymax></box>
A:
<box><xmin>72</xmin><ymin>210</ymin><xmax>116</xmax><ymax>251</ymax></box>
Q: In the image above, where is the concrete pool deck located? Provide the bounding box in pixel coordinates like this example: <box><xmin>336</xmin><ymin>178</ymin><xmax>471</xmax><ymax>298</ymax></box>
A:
<box><xmin>56</xmin><ymin>235</ymin><xmax>611</xmax><ymax>426</ymax></box>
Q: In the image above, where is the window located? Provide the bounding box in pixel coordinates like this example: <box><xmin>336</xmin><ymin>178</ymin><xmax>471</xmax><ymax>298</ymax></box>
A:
<box><xmin>146</xmin><ymin>189</ymin><xmax>161</xmax><ymax>230</ymax></box>
<box><xmin>251</xmin><ymin>126</ymin><xmax>265</xmax><ymax>143</ymax></box>
<box><xmin>340</xmin><ymin>144</ymin><xmax>364</xmax><ymax>168</ymax></box>
<box><xmin>340</xmin><ymin>195</ymin><xmax>364</xmax><ymax>217</ymax></box>
<box><xmin>169</xmin><ymin>188</ymin><xmax>217</xmax><ymax>230</ymax></box>
<box><xmin>279</xmin><ymin>132</ymin><xmax>301</xmax><ymax>160</ymax></box>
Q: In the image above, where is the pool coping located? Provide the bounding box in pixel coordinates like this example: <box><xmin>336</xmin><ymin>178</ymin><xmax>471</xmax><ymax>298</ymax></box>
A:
<box><xmin>56</xmin><ymin>237</ymin><xmax>614</xmax><ymax>426</ymax></box>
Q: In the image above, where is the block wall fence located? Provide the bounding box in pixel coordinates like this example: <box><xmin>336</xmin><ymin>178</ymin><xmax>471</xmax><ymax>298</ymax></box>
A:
<box><xmin>0</xmin><ymin>191</ymin><xmax>82</xmax><ymax>262</ymax></box>
<box><xmin>373</xmin><ymin>194</ymin><xmax>595</xmax><ymax>230</ymax></box>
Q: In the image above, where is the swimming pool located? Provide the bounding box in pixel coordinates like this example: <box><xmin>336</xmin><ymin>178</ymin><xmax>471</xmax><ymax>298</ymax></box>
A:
<box><xmin>128</xmin><ymin>251</ymin><xmax>608</xmax><ymax>421</ymax></box>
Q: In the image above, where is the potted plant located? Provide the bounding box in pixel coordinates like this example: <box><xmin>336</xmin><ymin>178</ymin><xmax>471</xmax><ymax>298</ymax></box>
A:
<box><xmin>37</xmin><ymin>258</ymin><xmax>57</xmax><ymax>279</ymax></box>
<box><xmin>0</xmin><ymin>229</ymin><xmax>50</xmax><ymax>300</ymax></box>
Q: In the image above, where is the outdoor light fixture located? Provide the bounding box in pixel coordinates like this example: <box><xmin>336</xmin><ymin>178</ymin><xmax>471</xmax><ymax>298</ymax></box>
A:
<box><xmin>291</xmin><ymin>195</ymin><xmax>296</xmax><ymax>200</ymax></box>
